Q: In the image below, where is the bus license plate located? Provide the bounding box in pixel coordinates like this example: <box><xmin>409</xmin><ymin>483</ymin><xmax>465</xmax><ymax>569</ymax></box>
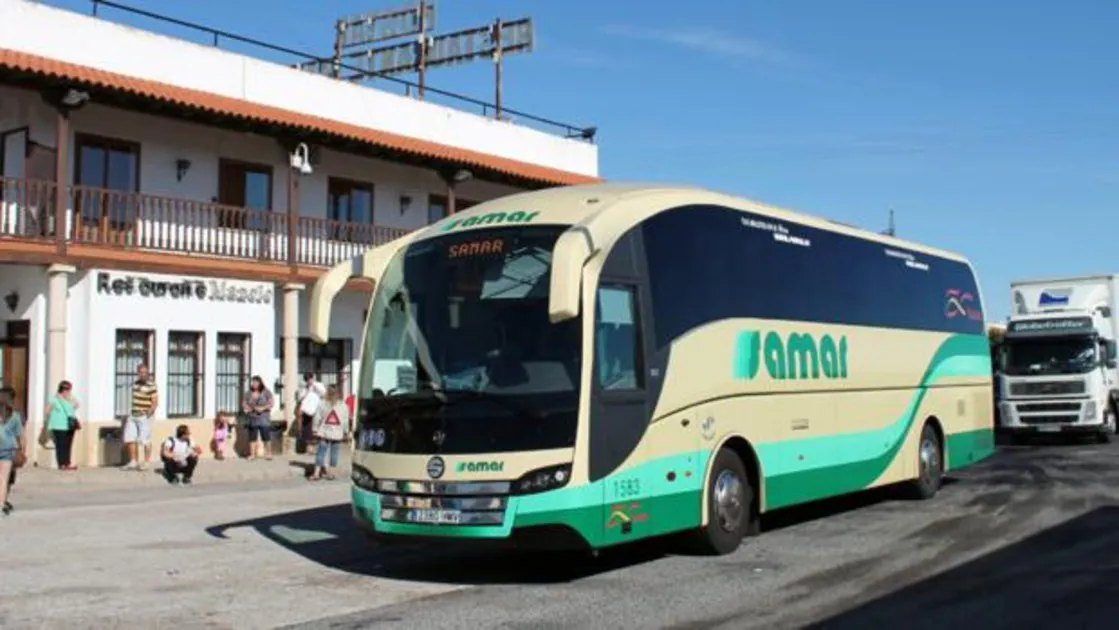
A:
<box><xmin>406</xmin><ymin>508</ymin><xmax>461</xmax><ymax>524</ymax></box>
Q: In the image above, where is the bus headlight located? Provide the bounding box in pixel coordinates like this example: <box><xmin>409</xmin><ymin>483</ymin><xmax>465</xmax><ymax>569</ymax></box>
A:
<box><xmin>351</xmin><ymin>463</ymin><xmax>378</xmax><ymax>492</ymax></box>
<box><xmin>512</xmin><ymin>463</ymin><xmax>572</xmax><ymax>495</ymax></box>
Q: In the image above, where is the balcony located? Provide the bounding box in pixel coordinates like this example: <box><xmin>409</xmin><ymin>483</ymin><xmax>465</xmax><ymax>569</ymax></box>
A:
<box><xmin>0</xmin><ymin>176</ymin><xmax>412</xmax><ymax>270</ymax></box>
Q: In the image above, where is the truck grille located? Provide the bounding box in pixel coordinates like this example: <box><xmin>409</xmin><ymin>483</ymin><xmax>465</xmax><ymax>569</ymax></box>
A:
<box><xmin>375</xmin><ymin>479</ymin><xmax>510</xmax><ymax>526</ymax></box>
<box><xmin>1008</xmin><ymin>380</ymin><xmax>1086</xmax><ymax>396</ymax></box>
<box><xmin>1019</xmin><ymin>414</ymin><xmax>1079</xmax><ymax>425</ymax></box>
<box><xmin>1016</xmin><ymin>402</ymin><xmax>1082</xmax><ymax>413</ymax></box>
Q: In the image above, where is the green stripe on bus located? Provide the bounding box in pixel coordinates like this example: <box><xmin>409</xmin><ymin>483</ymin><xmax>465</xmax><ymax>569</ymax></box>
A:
<box><xmin>351</xmin><ymin>334</ymin><xmax>993</xmax><ymax>546</ymax></box>
<box><xmin>945</xmin><ymin>428</ymin><xmax>996</xmax><ymax>470</ymax></box>
<box><xmin>760</xmin><ymin>334</ymin><xmax>991</xmax><ymax>509</ymax></box>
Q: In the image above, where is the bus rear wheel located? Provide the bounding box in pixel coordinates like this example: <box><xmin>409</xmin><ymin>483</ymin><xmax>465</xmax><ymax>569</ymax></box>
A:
<box><xmin>904</xmin><ymin>422</ymin><xmax>943</xmax><ymax>500</ymax></box>
<box><xmin>693</xmin><ymin>447</ymin><xmax>755</xmax><ymax>555</ymax></box>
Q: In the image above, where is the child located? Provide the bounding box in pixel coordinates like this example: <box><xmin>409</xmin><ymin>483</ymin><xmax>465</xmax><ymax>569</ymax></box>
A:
<box><xmin>212</xmin><ymin>414</ymin><xmax>230</xmax><ymax>460</ymax></box>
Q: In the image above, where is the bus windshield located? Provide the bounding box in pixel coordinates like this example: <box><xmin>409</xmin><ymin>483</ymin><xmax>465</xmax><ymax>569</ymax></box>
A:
<box><xmin>355</xmin><ymin>226</ymin><xmax>582</xmax><ymax>455</ymax></box>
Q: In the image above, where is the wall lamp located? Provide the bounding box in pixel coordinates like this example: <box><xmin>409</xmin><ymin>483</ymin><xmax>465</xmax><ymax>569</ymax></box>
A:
<box><xmin>289</xmin><ymin>142</ymin><xmax>313</xmax><ymax>175</ymax></box>
<box><xmin>175</xmin><ymin>158</ymin><xmax>192</xmax><ymax>182</ymax></box>
<box><xmin>3</xmin><ymin>290</ymin><xmax>18</xmax><ymax>314</ymax></box>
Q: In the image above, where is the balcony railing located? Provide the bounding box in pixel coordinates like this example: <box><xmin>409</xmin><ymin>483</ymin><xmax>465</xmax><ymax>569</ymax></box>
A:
<box><xmin>0</xmin><ymin>177</ymin><xmax>411</xmax><ymax>268</ymax></box>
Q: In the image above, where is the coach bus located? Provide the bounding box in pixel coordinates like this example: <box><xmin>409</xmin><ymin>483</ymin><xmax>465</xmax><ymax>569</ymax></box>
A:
<box><xmin>309</xmin><ymin>183</ymin><xmax>995</xmax><ymax>555</ymax></box>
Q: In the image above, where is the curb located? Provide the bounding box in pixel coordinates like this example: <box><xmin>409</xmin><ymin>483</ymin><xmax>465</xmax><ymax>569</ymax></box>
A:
<box><xmin>11</xmin><ymin>457</ymin><xmax>351</xmax><ymax>492</ymax></box>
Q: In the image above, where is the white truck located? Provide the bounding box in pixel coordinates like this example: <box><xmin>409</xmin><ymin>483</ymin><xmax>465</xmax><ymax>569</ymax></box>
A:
<box><xmin>997</xmin><ymin>275</ymin><xmax>1119</xmax><ymax>442</ymax></box>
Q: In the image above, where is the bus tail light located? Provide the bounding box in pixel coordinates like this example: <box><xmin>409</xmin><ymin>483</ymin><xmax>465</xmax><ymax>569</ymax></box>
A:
<box><xmin>513</xmin><ymin>464</ymin><xmax>572</xmax><ymax>495</ymax></box>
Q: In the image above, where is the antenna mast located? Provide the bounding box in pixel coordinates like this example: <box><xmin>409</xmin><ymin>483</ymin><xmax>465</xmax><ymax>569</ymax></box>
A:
<box><xmin>881</xmin><ymin>208</ymin><xmax>896</xmax><ymax>237</ymax></box>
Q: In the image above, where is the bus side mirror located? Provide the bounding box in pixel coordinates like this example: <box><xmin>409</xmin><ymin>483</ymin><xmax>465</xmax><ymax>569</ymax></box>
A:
<box><xmin>310</xmin><ymin>256</ymin><xmax>362</xmax><ymax>344</ymax></box>
<box><xmin>549</xmin><ymin>228</ymin><xmax>594</xmax><ymax>323</ymax></box>
<box><xmin>309</xmin><ymin>231</ymin><xmax>417</xmax><ymax>344</ymax></box>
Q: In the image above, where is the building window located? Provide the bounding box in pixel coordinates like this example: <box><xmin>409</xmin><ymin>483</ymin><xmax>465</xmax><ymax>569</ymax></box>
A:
<box><xmin>74</xmin><ymin>133</ymin><xmax>141</xmax><ymax>230</ymax></box>
<box><xmin>216</xmin><ymin>333</ymin><xmax>251</xmax><ymax>414</ymax></box>
<box><xmin>327</xmin><ymin>177</ymin><xmax>374</xmax><ymax>241</ymax></box>
<box><xmin>427</xmin><ymin>194</ymin><xmax>478</xmax><ymax>224</ymax></box>
<box><xmin>217</xmin><ymin>158</ymin><xmax>273</xmax><ymax>230</ymax></box>
<box><xmin>278</xmin><ymin>337</ymin><xmax>353</xmax><ymax>404</ymax></box>
<box><xmin>167</xmin><ymin>331</ymin><xmax>204</xmax><ymax>418</ymax></box>
<box><xmin>114</xmin><ymin>329</ymin><xmax>153</xmax><ymax>419</ymax></box>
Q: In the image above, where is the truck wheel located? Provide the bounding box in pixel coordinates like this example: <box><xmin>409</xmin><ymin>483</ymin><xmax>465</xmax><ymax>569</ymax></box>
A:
<box><xmin>1097</xmin><ymin>404</ymin><xmax>1117</xmax><ymax>444</ymax></box>
<box><xmin>692</xmin><ymin>447</ymin><xmax>755</xmax><ymax>555</ymax></box>
<box><xmin>903</xmin><ymin>422</ymin><xmax>943</xmax><ymax>500</ymax></box>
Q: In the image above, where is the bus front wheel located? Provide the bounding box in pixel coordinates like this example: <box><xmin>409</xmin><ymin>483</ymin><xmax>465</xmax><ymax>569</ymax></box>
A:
<box><xmin>693</xmin><ymin>447</ymin><xmax>755</xmax><ymax>555</ymax></box>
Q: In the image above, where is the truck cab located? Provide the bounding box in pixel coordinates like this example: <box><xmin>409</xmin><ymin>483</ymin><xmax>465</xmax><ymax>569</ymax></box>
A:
<box><xmin>997</xmin><ymin>278</ymin><xmax>1119</xmax><ymax>442</ymax></box>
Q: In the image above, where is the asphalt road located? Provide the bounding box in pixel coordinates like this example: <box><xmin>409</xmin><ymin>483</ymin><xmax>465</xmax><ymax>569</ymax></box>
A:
<box><xmin>4</xmin><ymin>437</ymin><xmax>1119</xmax><ymax>629</ymax></box>
<box><xmin>288</xmin><ymin>437</ymin><xmax>1119</xmax><ymax>630</ymax></box>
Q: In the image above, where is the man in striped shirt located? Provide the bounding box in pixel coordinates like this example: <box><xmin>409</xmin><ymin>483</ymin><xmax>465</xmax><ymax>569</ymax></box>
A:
<box><xmin>123</xmin><ymin>363</ymin><xmax>159</xmax><ymax>471</ymax></box>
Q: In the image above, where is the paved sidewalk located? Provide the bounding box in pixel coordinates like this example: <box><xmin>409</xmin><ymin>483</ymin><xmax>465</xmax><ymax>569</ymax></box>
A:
<box><xmin>0</xmin><ymin>481</ymin><xmax>457</xmax><ymax>630</ymax></box>
<box><xmin>11</xmin><ymin>450</ymin><xmax>353</xmax><ymax>493</ymax></box>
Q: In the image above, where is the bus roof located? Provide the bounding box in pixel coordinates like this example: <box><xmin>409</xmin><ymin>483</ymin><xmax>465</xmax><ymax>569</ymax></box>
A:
<box><xmin>417</xmin><ymin>182</ymin><xmax>970</xmax><ymax>263</ymax></box>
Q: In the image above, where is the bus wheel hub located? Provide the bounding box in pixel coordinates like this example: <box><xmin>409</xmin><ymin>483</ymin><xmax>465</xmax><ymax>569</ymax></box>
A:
<box><xmin>714</xmin><ymin>470</ymin><xmax>745</xmax><ymax>533</ymax></box>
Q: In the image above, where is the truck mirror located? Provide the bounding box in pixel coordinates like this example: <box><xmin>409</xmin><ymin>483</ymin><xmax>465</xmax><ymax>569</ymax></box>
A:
<box><xmin>1105</xmin><ymin>341</ymin><xmax>1117</xmax><ymax>368</ymax></box>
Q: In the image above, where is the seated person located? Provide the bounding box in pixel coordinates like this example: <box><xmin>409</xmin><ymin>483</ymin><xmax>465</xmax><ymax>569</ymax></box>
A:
<box><xmin>161</xmin><ymin>424</ymin><xmax>202</xmax><ymax>485</ymax></box>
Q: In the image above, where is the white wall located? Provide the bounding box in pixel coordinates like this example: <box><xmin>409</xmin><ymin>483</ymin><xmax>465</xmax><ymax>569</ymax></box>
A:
<box><xmin>2</xmin><ymin>86</ymin><xmax>524</xmax><ymax>225</ymax></box>
<box><xmin>2</xmin><ymin>85</ymin><xmax>523</xmax><ymax>215</ymax></box>
<box><xmin>78</xmin><ymin>268</ymin><xmax>278</xmax><ymax>424</ymax></box>
<box><xmin>0</xmin><ymin>0</ymin><xmax>598</xmax><ymax>178</ymax></box>
<box><xmin>0</xmin><ymin>263</ymin><xmax>373</xmax><ymax>429</ymax></box>
<box><xmin>0</xmin><ymin>85</ymin><xmax>529</xmax><ymax>266</ymax></box>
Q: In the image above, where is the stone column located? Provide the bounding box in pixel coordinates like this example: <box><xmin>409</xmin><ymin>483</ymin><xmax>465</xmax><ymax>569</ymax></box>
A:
<box><xmin>45</xmin><ymin>263</ymin><xmax>74</xmax><ymax>467</ymax></box>
<box><xmin>281</xmin><ymin>283</ymin><xmax>304</xmax><ymax>444</ymax></box>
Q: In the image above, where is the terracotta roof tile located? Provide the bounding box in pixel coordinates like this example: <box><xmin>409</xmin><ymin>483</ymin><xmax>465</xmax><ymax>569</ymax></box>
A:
<box><xmin>0</xmin><ymin>48</ymin><xmax>601</xmax><ymax>187</ymax></box>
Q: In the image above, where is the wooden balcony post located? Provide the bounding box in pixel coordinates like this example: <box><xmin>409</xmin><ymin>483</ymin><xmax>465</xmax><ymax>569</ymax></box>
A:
<box><xmin>446</xmin><ymin>179</ymin><xmax>456</xmax><ymax>215</ymax></box>
<box><xmin>53</xmin><ymin>110</ymin><xmax>70</xmax><ymax>255</ymax></box>
<box><xmin>287</xmin><ymin>164</ymin><xmax>299</xmax><ymax>272</ymax></box>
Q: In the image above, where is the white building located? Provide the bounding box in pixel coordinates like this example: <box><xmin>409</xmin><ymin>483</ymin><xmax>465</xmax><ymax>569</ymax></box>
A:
<box><xmin>0</xmin><ymin>0</ymin><xmax>599</xmax><ymax>467</ymax></box>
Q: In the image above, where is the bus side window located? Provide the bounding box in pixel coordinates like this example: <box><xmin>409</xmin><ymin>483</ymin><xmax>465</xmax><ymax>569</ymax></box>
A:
<box><xmin>596</xmin><ymin>285</ymin><xmax>643</xmax><ymax>391</ymax></box>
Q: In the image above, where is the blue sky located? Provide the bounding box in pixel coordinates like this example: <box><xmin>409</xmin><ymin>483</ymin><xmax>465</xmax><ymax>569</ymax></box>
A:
<box><xmin>51</xmin><ymin>0</ymin><xmax>1119</xmax><ymax>321</ymax></box>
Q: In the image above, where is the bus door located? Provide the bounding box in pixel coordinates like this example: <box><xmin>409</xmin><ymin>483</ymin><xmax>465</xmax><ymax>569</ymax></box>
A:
<box><xmin>590</xmin><ymin>275</ymin><xmax>684</xmax><ymax>541</ymax></box>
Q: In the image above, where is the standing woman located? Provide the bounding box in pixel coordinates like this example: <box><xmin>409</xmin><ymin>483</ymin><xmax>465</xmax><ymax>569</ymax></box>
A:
<box><xmin>0</xmin><ymin>389</ymin><xmax>25</xmax><ymax>516</ymax></box>
<box><xmin>241</xmin><ymin>376</ymin><xmax>275</xmax><ymax>461</ymax></box>
<box><xmin>310</xmin><ymin>386</ymin><xmax>350</xmax><ymax>481</ymax></box>
<box><xmin>44</xmin><ymin>380</ymin><xmax>80</xmax><ymax>471</ymax></box>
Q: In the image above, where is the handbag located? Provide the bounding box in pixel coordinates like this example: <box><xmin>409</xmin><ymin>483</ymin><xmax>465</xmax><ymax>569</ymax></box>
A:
<box><xmin>68</xmin><ymin>415</ymin><xmax>81</xmax><ymax>431</ymax></box>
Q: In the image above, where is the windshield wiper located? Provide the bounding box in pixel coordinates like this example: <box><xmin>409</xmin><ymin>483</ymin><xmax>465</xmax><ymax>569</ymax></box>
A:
<box><xmin>411</xmin><ymin>384</ymin><xmax>542</xmax><ymax>420</ymax></box>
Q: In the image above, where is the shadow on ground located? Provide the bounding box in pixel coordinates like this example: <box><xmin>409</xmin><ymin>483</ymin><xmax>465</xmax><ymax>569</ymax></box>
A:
<box><xmin>997</xmin><ymin>431</ymin><xmax>1108</xmax><ymax>448</ymax></box>
<box><xmin>205</xmin><ymin>502</ymin><xmax>669</xmax><ymax>585</ymax></box>
<box><xmin>762</xmin><ymin>478</ymin><xmax>960</xmax><ymax>533</ymax></box>
<box><xmin>806</xmin><ymin>506</ymin><xmax>1119</xmax><ymax>630</ymax></box>
<box><xmin>204</xmin><ymin>475</ymin><xmax>965</xmax><ymax>586</ymax></box>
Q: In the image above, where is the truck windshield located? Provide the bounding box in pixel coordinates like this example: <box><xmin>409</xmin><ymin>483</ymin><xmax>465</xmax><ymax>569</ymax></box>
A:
<box><xmin>1001</xmin><ymin>337</ymin><xmax>1098</xmax><ymax>376</ymax></box>
<box><xmin>354</xmin><ymin>226</ymin><xmax>581</xmax><ymax>455</ymax></box>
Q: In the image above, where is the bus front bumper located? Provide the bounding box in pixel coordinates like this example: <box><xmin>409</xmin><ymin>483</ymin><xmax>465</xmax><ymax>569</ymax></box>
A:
<box><xmin>350</xmin><ymin>485</ymin><xmax>599</xmax><ymax>550</ymax></box>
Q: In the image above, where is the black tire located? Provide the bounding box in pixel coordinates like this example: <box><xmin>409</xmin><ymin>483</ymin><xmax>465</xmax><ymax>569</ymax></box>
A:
<box><xmin>692</xmin><ymin>447</ymin><xmax>755</xmax><ymax>555</ymax></box>
<box><xmin>903</xmin><ymin>422</ymin><xmax>943</xmax><ymax>500</ymax></box>
<box><xmin>1096</xmin><ymin>402</ymin><xmax>1117</xmax><ymax>444</ymax></box>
